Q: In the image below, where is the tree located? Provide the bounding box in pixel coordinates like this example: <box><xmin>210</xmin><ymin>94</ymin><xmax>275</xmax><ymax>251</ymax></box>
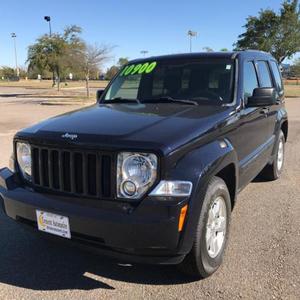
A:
<box><xmin>105</xmin><ymin>65</ymin><xmax>119</xmax><ymax>80</ymax></box>
<box><xmin>61</xmin><ymin>25</ymin><xmax>85</xmax><ymax>80</ymax></box>
<box><xmin>291</xmin><ymin>58</ymin><xmax>300</xmax><ymax>77</ymax></box>
<box><xmin>78</xmin><ymin>44</ymin><xmax>112</xmax><ymax>98</ymax></box>
<box><xmin>235</xmin><ymin>0</ymin><xmax>300</xmax><ymax>63</ymax></box>
<box><xmin>220</xmin><ymin>48</ymin><xmax>229</xmax><ymax>52</ymax></box>
<box><xmin>0</xmin><ymin>66</ymin><xmax>15</xmax><ymax>79</ymax></box>
<box><xmin>117</xmin><ymin>57</ymin><xmax>129</xmax><ymax>67</ymax></box>
<box><xmin>203</xmin><ymin>47</ymin><xmax>214</xmax><ymax>52</ymax></box>
<box><xmin>28</xmin><ymin>34</ymin><xmax>65</xmax><ymax>89</ymax></box>
<box><xmin>18</xmin><ymin>66</ymin><xmax>28</xmax><ymax>79</ymax></box>
<box><xmin>27</xmin><ymin>25</ymin><xmax>84</xmax><ymax>90</ymax></box>
<box><xmin>104</xmin><ymin>57</ymin><xmax>129</xmax><ymax>81</ymax></box>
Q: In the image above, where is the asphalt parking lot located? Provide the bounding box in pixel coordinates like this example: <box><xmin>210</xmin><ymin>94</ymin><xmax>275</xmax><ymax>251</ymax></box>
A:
<box><xmin>0</xmin><ymin>87</ymin><xmax>299</xmax><ymax>300</ymax></box>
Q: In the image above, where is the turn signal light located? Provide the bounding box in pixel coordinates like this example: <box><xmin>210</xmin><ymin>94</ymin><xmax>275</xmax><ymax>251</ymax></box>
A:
<box><xmin>178</xmin><ymin>205</ymin><xmax>188</xmax><ymax>232</ymax></box>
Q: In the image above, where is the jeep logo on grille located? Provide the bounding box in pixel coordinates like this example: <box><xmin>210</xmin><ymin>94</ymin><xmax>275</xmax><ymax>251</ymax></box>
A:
<box><xmin>61</xmin><ymin>133</ymin><xmax>78</xmax><ymax>140</ymax></box>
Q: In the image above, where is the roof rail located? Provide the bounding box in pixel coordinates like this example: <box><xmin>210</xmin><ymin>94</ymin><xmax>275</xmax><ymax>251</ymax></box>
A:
<box><xmin>241</xmin><ymin>49</ymin><xmax>269</xmax><ymax>54</ymax></box>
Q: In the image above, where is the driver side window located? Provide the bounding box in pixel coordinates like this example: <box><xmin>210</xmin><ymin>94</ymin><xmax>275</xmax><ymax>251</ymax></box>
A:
<box><xmin>243</xmin><ymin>61</ymin><xmax>259</xmax><ymax>100</ymax></box>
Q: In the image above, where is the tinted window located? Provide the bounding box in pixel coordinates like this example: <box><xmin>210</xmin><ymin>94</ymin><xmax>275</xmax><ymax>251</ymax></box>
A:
<box><xmin>270</xmin><ymin>61</ymin><xmax>283</xmax><ymax>91</ymax></box>
<box><xmin>104</xmin><ymin>59</ymin><xmax>235</xmax><ymax>104</ymax></box>
<box><xmin>257</xmin><ymin>61</ymin><xmax>273</xmax><ymax>87</ymax></box>
<box><xmin>243</xmin><ymin>61</ymin><xmax>258</xmax><ymax>99</ymax></box>
<box><xmin>107</xmin><ymin>74</ymin><xmax>141</xmax><ymax>99</ymax></box>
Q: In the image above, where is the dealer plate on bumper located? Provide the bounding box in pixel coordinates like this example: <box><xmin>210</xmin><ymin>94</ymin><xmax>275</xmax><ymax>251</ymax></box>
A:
<box><xmin>36</xmin><ymin>210</ymin><xmax>71</xmax><ymax>239</ymax></box>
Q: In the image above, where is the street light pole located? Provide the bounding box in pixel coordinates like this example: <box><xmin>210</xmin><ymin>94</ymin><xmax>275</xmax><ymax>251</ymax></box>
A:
<box><xmin>44</xmin><ymin>16</ymin><xmax>55</xmax><ymax>86</ymax></box>
<box><xmin>11</xmin><ymin>33</ymin><xmax>19</xmax><ymax>77</ymax></box>
<box><xmin>44</xmin><ymin>16</ymin><xmax>52</xmax><ymax>36</ymax></box>
<box><xmin>187</xmin><ymin>30</ymin><xmax>197</xmax><ymax>53</ymax></box>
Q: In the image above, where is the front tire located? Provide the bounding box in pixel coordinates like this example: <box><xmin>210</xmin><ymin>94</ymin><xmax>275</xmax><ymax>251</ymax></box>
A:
<box><xmin>178</xmin><ymin>176</ymin><xmax>231</xmax><ymax>278</ymax></box>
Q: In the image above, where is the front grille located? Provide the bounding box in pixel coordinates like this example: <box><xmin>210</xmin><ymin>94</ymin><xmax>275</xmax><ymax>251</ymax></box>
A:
<box><xmin>31</xmin><ymin>145</ymin><xmax>114</xmax><ymax>199</ymax></box>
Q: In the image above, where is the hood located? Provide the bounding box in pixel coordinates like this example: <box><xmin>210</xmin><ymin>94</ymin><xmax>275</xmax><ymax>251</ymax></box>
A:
<box><xmin>16</xmin><ymin>103</ymin><xmax>232</xmax><ymax>154</ymax></box>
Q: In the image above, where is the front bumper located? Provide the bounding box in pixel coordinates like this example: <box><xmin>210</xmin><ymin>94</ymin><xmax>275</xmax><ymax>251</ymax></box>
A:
<box><xmin>0</xmin><ymin>168</ymin><xmax>192</xmax><ymax>265</ymax></box>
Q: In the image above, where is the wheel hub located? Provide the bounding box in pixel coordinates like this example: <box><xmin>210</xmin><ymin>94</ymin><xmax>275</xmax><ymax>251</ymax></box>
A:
<box><xmin>277</xmin><ymin>139</ymin><xmax>284</xmax><ymax>171</ymax></box>
<box><xmin>206</xmin><ymin>196</ymin><xmax>227</xmax><ymax>258</ymax></box>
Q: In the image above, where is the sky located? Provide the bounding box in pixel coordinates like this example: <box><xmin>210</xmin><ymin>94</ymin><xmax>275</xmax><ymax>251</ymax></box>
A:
<box><xmin>0</xmin><ymin>0</ymin><xmax>297</xmax><ymax>70</ymax></box>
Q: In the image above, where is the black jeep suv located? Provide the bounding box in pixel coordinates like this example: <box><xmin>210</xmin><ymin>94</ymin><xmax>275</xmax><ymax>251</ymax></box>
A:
<box><xmin>0</xmin><ymin>51</ymin><xmax>288</xmax><ymax>278</ymax></box>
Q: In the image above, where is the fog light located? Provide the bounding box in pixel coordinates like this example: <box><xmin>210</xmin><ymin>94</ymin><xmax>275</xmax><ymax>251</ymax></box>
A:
<box><xmin>122</xmin><ymin>180</ymin><xmax>137</xmax><ymax>196</ymax></box>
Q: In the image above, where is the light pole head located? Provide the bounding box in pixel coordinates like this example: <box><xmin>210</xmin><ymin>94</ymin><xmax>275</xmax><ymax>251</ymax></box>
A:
<box><xmin>187</xmin><ymin>30</ymin><xmax>197</xmax><ymax>37</ymax></box>
<box><xmin>44</xmin><ymin>16</ymin><xmax>51</xmax><ymax>22</ymax></box>
<box><xmin>11</xmin><ymin>33</ymin><xmax>16</xmax><ymax>38</ymax></box>
<box><xmin>187</xmin><ymin>30</ymin><xmax>197</xmax><ymax>53</ymax></box>
<box><xmin>140</xmin><ymin>50</ymin><xmax>149</xmax><ymax>57</ymax></box>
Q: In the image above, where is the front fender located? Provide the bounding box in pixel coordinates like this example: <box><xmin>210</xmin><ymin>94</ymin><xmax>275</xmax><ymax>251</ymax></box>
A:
<box><xmin>271</xmin><ymin>106</ymin><xmax>288</xmax><ymax>157</ymax></box>
<box><xmin>165</xmin><ymin>139</ymin><xmax>238</xmax><ymax>254</ymax></box>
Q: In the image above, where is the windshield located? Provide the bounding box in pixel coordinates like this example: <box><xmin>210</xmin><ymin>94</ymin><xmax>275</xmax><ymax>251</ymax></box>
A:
<box><xmin>103</xmin><ymin>58</ymin><xmax>235</xmax><ymax>104</ymax></box>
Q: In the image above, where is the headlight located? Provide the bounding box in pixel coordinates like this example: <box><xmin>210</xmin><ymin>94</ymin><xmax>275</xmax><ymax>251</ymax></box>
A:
<box><xmin>117</xmin><ymin>152</ymin><xmax>157</xmax><ymax>199</ymax></box>
<box><xmin>16</xmin><ymin>142</ymin><xmax>32</xmax><ymax>180</ymax></box>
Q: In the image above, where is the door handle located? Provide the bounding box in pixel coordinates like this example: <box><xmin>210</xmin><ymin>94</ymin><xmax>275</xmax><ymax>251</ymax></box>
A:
<box><xmin>260</xmin><ymin>107</ymin><xmax>270</xmax><ymax>116</ymax></box>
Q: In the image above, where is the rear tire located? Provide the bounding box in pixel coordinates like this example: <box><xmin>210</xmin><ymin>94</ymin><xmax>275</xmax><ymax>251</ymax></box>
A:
<box><xmin>260</xmin><ymin>130</ymin><xmax>285</xmax><ymax>181</ymax></box>
<box><xmin>178</xmin><ymin>176</ymin><xmax>231</xmax><ymax>278</ymax></box>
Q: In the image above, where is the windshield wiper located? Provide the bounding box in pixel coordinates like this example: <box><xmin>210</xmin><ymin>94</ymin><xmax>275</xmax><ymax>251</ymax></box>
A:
<box><xmin>142</xmin><ymin>96</ymin><xmax>198</xmax><ymax>105</ymax></box>
<box><xmin>104</xmin><ymin>97</ymin><xmax>141</xmax><ymax>104</ymax></box>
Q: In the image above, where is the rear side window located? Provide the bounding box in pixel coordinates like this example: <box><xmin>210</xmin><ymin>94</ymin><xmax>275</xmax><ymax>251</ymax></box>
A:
<box><xmin>270</xmin><ymin>61</ymin><xmax>283</xmax><ymax>91</ymax></box>
<box><xmin>243</xmin><ymin>61</ymin><xmax>258</xmax><ymax>99</ymax></box>
<box><xmin>257</xmin><ymin>61</ymin><xmax>273</xmax><ymax>87</ymax></box>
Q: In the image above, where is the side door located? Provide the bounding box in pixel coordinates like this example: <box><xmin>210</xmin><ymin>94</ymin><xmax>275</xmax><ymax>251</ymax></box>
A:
<box><xmin>236</xmin><ymin>60</ymin><xmax>274</xmax><ymax>188</ymax></box>
<box><xmin>268</xmin><ymin>60</ymin><xmax>285</xmax><ymax>136</ymax></box>
<box><xmin>256</xmin><ymin>60</ymin><xmax>278</xmax><ymax>139</ymax></box>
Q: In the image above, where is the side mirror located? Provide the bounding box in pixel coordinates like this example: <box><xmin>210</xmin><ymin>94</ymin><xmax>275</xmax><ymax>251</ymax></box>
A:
<box><xmin>96</xmin><ymin>89</ymin><xmax>104</xmax><ymax>102</ymax></box>
<box><xmin>247</xmin><ymin>87</ymin><xmax>276</xmax><ymax>107</ymax></box>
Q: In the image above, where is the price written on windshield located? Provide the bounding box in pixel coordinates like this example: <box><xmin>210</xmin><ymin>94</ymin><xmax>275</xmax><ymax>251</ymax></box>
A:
<box><xmin>120</xmin><ymin>61</ymin><xmax>157</xmax><ymax>76</ymax></box>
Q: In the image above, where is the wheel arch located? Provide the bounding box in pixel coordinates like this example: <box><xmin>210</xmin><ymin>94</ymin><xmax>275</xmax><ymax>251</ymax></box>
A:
<box><xmin>281</xmin><ymin>120</ymin><xmax>288</xmax><ymax>142</ymax></box>
<box><xmin>166</xmin><ymin>139</ymin><xmax>239</xmax><ymax>254</ymax></box>
<box><xmin>215</xmin><ymin>163</ymin><xmax>237</xmax><ymax>209</ymax></box>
